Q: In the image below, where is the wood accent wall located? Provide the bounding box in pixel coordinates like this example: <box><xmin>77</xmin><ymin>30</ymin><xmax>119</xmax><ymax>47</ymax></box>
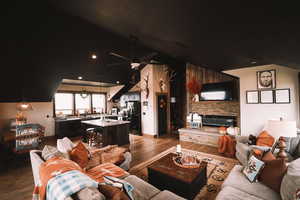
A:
<box><xmin>185</xmin><ymin>63</ymin><xmax>240</xmax><ymax>127</ymax></box>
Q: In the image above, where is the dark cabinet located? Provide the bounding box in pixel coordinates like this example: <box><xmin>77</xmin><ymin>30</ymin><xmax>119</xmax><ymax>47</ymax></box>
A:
<box><xmin>55</xmin><ymin>119</ymin><xmax>83</xmax><ymax>139</ymax></box>
<box><xmin>82</xmin><ymin>123</ymin><xmax>130</xmax><ymax>146</ymax></box>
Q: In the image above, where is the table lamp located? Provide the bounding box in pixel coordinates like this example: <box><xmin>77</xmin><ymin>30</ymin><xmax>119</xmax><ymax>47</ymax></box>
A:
<box><xmin>16</xmin><ymin>102</ymin><xmax>33</xmax><ymax>125</ymax></box>
<box><xmin>266</xmin><ymin>119</ymin><xmax>297</xmax><ymax>160</ymax></box>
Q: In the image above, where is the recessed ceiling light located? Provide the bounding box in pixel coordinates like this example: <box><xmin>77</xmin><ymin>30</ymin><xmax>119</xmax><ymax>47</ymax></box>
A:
<box><xmin>116</xmin><ymin>81</ymin><xmax>120</xmax><ymax>84</ymax></box>
<box><xmin>91</xmin><ymin>54</ymin><xmax>97</xmax><ymax>59</ymax></box>
<box><xmin>78</xmin><ymin>76</ymin><xmax>83</xmax><ymax>80</ymax></box>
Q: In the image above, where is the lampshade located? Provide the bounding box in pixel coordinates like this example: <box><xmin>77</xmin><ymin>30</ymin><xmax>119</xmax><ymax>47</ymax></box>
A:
<box><xmin>16</xmin><ymin>102</ymin><xmax>33</xmax><ymax>111</ymax></box>
<box><xmin>266</xmin><ymin>120</ymin><xmax>297</xmax><ymax>139</ymax></box>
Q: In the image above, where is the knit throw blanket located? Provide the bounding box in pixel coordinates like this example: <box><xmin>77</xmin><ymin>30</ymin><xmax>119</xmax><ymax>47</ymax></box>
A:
<box><xmin>33</xmin><ymin>156</ymin><xmax>127</xmax><ymax>200</ymax></box>
<box><xmin>46</xmin><ymin>170</ymin><xmax>98</xmax><ymax>200</ymax></box>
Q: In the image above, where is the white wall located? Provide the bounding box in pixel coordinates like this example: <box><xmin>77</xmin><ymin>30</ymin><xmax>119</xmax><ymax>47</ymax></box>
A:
<box><xmin>141</xmin><ymin>65</ymin><xmax>155</xmax><ymax>135</ymax></box>
<box><xmin>140</xmin><ymin>65</ymin><xmax>170</xmax><ymax>135</ymax></box>
<box><xmin>0</xmin><ymin>102</ymin><xmax>55</xmax><ymax>136</ymax></box>
<box><xmin>224</xmin><ymin>64</ymin><xmax>300</xmax><ymax>136</ymax></box>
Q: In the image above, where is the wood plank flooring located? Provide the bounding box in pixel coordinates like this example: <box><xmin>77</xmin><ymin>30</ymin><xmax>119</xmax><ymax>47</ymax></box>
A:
<box><xmin>0</xmin><ymin>134</ymin><xmax>230</xmax><ymax>200</ymax></box>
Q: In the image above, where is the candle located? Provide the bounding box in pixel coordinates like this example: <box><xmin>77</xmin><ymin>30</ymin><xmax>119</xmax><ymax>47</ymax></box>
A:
<box><xmin>176</xmin><ymin>144</ymin><xmax>181</xmax><ymax>153</ymax></box>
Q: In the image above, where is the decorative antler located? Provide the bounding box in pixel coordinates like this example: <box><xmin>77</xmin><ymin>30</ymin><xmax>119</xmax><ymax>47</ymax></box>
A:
<box><xmin>144</xmin><ymin>73</ymin><xmax>149</xmax><ymax>99</ymax></box>
<box><xmin>163</xmin><ymin>66</ymin><xmax>176</xmax><ymax>82</ymax></box>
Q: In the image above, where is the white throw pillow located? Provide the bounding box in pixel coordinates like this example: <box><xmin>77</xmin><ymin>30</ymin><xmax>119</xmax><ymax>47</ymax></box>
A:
<box><xmin>57</xmin><ymin>137</ymin><xmax>74</xmax><ymax>153</ymax></box>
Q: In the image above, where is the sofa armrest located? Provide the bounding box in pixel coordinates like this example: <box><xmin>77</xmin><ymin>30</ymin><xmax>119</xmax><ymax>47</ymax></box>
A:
<box><xmin>236</xmin><ymin>142</ymin><xmax>251</xmax><ymax>159</ymax></box>
<box><xmin>119</xmin><ymin>152</ymin><xmax>132</xmax><ymax>171</ymax></box>
<box><xmin>235</xmin><ymin>136</ymin><xmax>249</xmax><ymax>144</ymax></box>
<box><xmin>30</xmin><ymin>150</ymin><xmax>44</xmax><ymax>186</ymax></box>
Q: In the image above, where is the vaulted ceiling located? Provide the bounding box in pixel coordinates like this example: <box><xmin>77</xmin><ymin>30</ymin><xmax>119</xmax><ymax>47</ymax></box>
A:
<box><xmin>50</xmin><ymin>0</ymin><xmax>300</xmax><ymax>69</ymax></box>
<box><xmin>1</xmin><ymin>0</ymin><xmax>300</xmax><ymax>102</ymax></box>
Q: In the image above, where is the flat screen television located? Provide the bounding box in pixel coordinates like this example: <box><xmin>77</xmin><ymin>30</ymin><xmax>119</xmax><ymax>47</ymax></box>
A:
<box><xmin>200</xmin><ymin>81</ymin><xmax>235</xmax><ymax>101</ymax></box>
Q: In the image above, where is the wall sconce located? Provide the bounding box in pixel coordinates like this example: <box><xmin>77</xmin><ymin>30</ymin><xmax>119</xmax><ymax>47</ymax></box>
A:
<box><xmin>170</xmin><ymin>97</ymin><xmax>176</xmax><ymax>103</ymax></box>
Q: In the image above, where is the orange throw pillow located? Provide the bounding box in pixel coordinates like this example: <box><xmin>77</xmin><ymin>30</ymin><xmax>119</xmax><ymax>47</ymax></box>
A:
<box><xmin>256</xmin><ymin>131</ymin><xmax>275</xmax><ymax>147</ymax></box>
<box><xmin>69</xmin><ymin>142</ymin><xmax>89</xmax><ymax>169</ymax></box>
<box><xmin>261</xmin><ymin>150</ymin><xmax>276</xmax><ymax>162</ymax></box>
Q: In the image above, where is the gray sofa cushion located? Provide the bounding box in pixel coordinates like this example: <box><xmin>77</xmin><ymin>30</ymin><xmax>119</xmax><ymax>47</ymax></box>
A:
<box><xmin>294</xmin><ymin>141</ymin><xmax>300</xmax><ymax>159</ymax></box>
<box><xmin>124</xmin><ymin>175</ymin><xmax>160</xmax><ymax>200</ymax></box>
<box><xmin>216</xmin><ymin>186</ymin><xmax>263</xmax><ymax>200</ymax></box>
<box><xmin>222</xmin><ymin>165</ymin><xmax>281</xmax><ymax>200</ymax></box>
<box><xmin>283</xmin><ymin>136</ymin><xmax>300</xmax><ymax>155</ymax></box>
<box><xmin>151</xmin><ymin>190</ymin><xmax>185</xmax><ymax>200</ymax></box>
<box><xmin>280</xmin><ymin>158</ymin><xmax>300</xmax><ymax>200</ymax></box>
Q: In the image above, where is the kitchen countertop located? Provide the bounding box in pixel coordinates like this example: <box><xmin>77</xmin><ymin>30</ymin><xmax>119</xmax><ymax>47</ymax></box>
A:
<box><xmin>55</xmin><ymin>114</ymin><xmax>123</xmax><ymax>122</ymax></box>
<box><xmin>81</xmin><ymin>119</ymin><xmax>130</xmax><ymax>127</ymax></box>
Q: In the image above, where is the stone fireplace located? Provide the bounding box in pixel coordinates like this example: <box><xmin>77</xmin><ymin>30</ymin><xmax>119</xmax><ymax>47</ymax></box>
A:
<box><xmin>190</xmin><ymin>101</ymin><xmax>240</xmax><ymax>128</ymax></box>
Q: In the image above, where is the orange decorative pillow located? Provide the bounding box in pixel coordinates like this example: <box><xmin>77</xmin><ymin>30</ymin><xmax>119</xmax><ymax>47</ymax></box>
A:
<box><xmin>261</xmin><ymin>150</ymin><xmax>276</xmax><ymax>162</ymax></box>
<box><xmin>256</xmin><ymin>131</ymin><xmax>275</xmax><ymax>147</ymax></box>
<box><xmin>69</xmin><ymin>142</ymin><xmax>89</xmax><ymax>169</ymax></box>
<box><xmin>251</xmin><ymin>149</ymin><xmax>264</xmax><ymax>159</ymax></box>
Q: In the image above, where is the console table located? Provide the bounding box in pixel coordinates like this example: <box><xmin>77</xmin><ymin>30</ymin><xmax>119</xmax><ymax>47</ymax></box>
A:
<box><xmin>178</xmin><ymin>127</ymin><xmax>220</xmax><ymax>147</ymax></box>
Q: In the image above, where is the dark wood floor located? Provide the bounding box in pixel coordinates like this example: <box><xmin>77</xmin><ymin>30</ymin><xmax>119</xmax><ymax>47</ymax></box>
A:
<box><xmin>0</xmin><ymin>134</ymin><xmax>225</xmax><ymax>200</ymax></box>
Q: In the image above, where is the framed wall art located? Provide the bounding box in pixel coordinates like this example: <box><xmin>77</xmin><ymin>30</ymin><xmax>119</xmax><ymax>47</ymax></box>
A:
<box><xmin>259</xmin><ymin>90</ymin><xmax>274</xmax><ymax>104</ymax></box>
<box><xmin>257</xmin><ymin>69</ymin><xmax>276</xmax><ymax>90</ymax></box>
<box><xmin>246</xmin><ymin>90</ymin><xmax>259</xmax><ymax>104</ymax></box>
<box><xmin>275</xmin><ymin>88</ymin><xmax>290</xmax><ymax>104</ymax></box>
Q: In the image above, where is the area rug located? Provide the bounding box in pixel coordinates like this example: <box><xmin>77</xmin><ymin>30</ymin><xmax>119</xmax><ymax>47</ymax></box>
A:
<box><xmin>129</xmin><ymin>147</ymin><xmax>239</xmax><ymax>200</ymax></box>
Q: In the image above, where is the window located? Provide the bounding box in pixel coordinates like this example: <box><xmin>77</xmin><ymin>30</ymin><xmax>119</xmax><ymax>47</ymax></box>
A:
<box><xmin>75</xmin><ymin>93</ymin><xmax>91</xmax><ymax>114</ymax></box>
<box><xmin>92</xmin><ymin>94</ymin><xmax>106</xmax><ymax>113</ymax></box>
<box><xmin>54</xmin><ymin>92</ymin><xmax>106</xmax><ymax>116</ymax></box>
<box><xmin>54</xmin><ymin>93</ymin><xmax>74</xmax><ymax>115</ymax></box>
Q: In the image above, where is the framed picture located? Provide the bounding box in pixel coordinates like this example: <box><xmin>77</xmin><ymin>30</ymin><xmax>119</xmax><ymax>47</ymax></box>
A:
<box><xmin>260</xmin><ymin>90</ymin><xmax>274</xmax><ymax>104</ymax></box>
<box><xmin>257</xmin><ymin>69</ymin><xmax>276</xmax><ymax>90</ymax></box>
<box><xmin>246</xmin><ymin>90</ymin><xmax>259</xmax><ymax>104</ymax></box>
<box><xmin>275</xmin><ymin>88</ymin><xmax>291</xmax><ymax>104</ymax></box>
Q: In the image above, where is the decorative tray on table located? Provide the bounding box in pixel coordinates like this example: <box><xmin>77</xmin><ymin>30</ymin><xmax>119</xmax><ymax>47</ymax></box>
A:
<box><xmin>172</xmin><ymin>154</ymin><xmax>201</xmax><ymax>168</ymax></box>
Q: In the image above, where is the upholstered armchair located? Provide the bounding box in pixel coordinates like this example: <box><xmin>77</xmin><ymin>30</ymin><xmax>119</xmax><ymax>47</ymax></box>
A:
<box><xmin>235</xmin><ymin>135</ymin><xmax>300</xmax><ymax>166</ymax></box>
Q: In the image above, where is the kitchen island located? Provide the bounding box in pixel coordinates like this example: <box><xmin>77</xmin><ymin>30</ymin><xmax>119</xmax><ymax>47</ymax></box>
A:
<box><xmin>81</xmin><ymin>119</ymin><xmax>130</xmax><ymax>146</ymax></box>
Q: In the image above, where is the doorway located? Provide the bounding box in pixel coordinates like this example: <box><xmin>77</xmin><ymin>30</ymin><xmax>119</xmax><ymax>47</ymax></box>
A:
<box><xmin>157</xmin><ymin>93</ymin><xmax>168</xmax><ymax>136</ymax></box>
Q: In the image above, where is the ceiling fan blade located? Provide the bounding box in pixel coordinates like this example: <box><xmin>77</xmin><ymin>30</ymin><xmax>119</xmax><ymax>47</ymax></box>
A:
<box><xmin>139</xmin><ymin>52</ymin><xmax>158</xmax><ymax>61</ymax></box>
<box><xmin>109</xmin><ymin>52</ymin><xmax>131</xmax><ymax>61</ymax></box>
<box><xmin>107</xmin><ymin>62</ymin><xmax>130</xmax><ymax>67</ymax></box>
<box><xmin>139</xmin><ymin>61</ymin><xmax>164</xmax><ymax>65</ymax></box>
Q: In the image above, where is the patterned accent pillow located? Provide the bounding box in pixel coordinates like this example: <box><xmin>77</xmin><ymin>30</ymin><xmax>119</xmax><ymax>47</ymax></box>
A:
<box><xmin>57</xmin><ymin>137</ymin><xmax>74</xmax><ymax>154</ymax></box>
<box><xmin>42</xmin><ymin>145</ymin><xmax>68</xmax><ymax>160</ymax></box>
<box><xmin>242</xmin><ymin>155</ymin><xmax>265</xmax><ymax>182</ymax></box>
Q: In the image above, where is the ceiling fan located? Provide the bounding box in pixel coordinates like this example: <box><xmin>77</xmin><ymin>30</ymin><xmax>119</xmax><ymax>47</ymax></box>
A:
<box><xmin>107</xmin><ymin>36</ymin><xmax>164</xmax><ymax>70</ymax></box>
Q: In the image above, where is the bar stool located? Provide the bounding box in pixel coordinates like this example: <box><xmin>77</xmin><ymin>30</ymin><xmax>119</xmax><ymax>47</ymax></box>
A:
<box><xmin>86</xmin><ymin>128</ymin><xmax>103</xmax><ymax>148</ymax></box>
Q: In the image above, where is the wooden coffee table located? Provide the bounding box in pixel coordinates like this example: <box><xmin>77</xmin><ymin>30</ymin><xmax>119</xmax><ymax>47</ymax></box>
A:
<box><xmin>148</xmin><ymin>153</ymin><xmax>207</xmax><ymax>199</ymax></box>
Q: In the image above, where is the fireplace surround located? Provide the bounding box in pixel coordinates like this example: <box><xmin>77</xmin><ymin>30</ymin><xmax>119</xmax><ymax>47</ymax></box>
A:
<box><xmin>201</xmin><ymin>115</ymin><xmax>236</xmax><ymax>127</ymax></box>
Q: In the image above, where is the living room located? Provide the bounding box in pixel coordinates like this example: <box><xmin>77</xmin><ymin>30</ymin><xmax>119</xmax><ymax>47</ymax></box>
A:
<box><xmin>1</xmin><ymin>1</ymin><xmax>300</xmax><ymax>200</ymax></box>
